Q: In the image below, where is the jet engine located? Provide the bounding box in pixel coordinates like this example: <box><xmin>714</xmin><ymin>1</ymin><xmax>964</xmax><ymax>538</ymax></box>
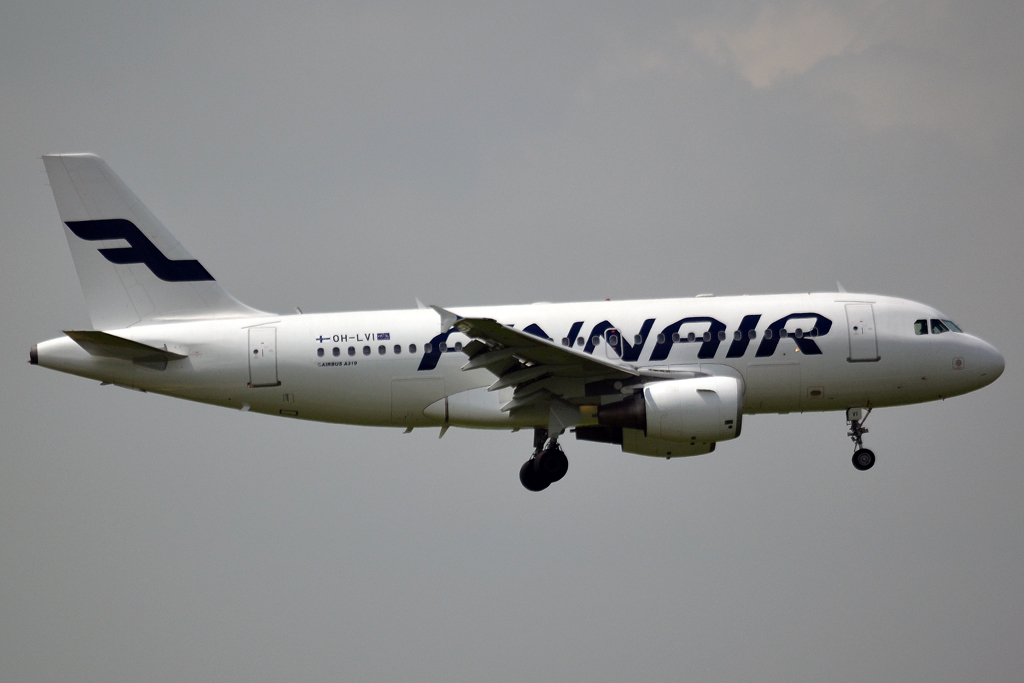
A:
<box><xmin>595</xmin><ymin>375</ymin><xmax>742</xmax><ymax>444</ymax></box>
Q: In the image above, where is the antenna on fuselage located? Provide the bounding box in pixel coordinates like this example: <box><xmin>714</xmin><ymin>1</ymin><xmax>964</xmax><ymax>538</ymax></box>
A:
<box><xmin>836</xmin><ymin>281</ymin><xmax>848</xmax><ymax>293</ymax></box>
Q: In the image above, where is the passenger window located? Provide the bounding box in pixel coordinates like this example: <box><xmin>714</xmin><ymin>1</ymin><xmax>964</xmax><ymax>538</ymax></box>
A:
<box><xmin>394</xmin><ymin>344</ymin><xmax>401</xmax><ymax>354</ymax></box>
<box><xmin>348</xmin><ymin>346</ymin><xmax>356</xmax><ymax>356</ymax></box>
<box><xmin>764</xmin><ymin>329</ymin><xmax>773</xmax><ymax>340</ymax></box>
<box><xmin>455</xmin><ymin>341</ymin><xmax>463</xmax><ymax>351</ymax></box>
<box><xmin>733</xmin><ymin>330</ymin><xmax>742</xmax><ymax>341</ymax></box>
<box><xmin>317</xmin><ymin>348</ymin><xmax>324</xmax><ymax>357</ymax></box>
<box><xmin>780</xmin><ymin>329</ymin><xmax>788</xmax><ymax>338</ymax></box>
<box><xmin>942</xmin><ymin>319</ymin><xmax>963</xmax><ymax>332</ymax></box>
<box><xmin>362</xmin><ymin>345</ymin><xmax>371</xmax><ymax>355</ymax></box>
<box><xmin>657</xmin><ymin>333</ymin><xmax>666</xmax><ymax>344</ymax></box>
<box><xmin>914</xmin><ymin>320</ymin><xmax>928</xmax><ymax>335</ymax></box>
<box><xmin>378</xmin><ymin>345</ymin><xmax>386</xmax><ymax>355</ymax></box>
<box><xmin>671</xmin><ymin>333</ymin><xmax>680</xmax><ymax>343</ymax></box>
<box><xmin>703</xmin><ymin>331</ymin><xmax>711</xmax><ymax>342</ymax></box>
<box><xmin>748</xmin><ymin>329</ymin><xmax>757</xmax><ymax>339</ymax></box>
<box><xmin>634</xmin><ymin>334</ymin><xmax>643</xmax><ymax>345</ymax></box>
<box><xmin>576</xmin><ymin>337</ymin><xmax>584</xmax><ymax>347</ymax></box>
<box><xmin>333</xmin><ymin>347</ymin><xmax>340</xmax><ymax>357</ymax></box>
<box><xmin>409</xmin><ymin>344</ymin><xmax>417</xmax><ymax>354</ymax></box>
<box><xmin>718</xmin><ymin>331</ymin><xmax>726</xmax><ymax>341</ymax></box>
<box><xmin>561</xmin><ymin>337</ymin><xmax>570</xmax><ymax>346</ymax></box>
<box><xmin>439</xmin><ymin>342</ymin><xmax>447</xmax><ymax>352</ymax></box>
<box><xmin>592</xmin><ymin>336</ymin><xmax>601</xmax><ymax>346</ymax></box>
<box><xmin>931</xmin><ymin>319</ymin><xmax>949</xmax><ymax>334</ymax></box>
<box><xmin>687</xmin><ymin>332</ymin><xmax>695</xmax><ymax>343</ymax></box>
<box><xmin>424</xmin><ymin>343</ymin><xmax>432</xmax><ymax>354</ymax></box>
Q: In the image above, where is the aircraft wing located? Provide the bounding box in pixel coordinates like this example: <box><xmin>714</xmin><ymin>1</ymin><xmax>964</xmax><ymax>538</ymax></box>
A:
<box><xmin>434</xmin><ymin>307</ymin><xmax>637</xmax><ymax>430</ymax></box>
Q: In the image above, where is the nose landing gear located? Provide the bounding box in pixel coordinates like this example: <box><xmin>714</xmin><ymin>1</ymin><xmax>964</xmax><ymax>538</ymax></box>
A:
<box><xmin>520</xmin><ymin>428</ymin><xmax>569</xmax><ymax>492</ymax></box>
<box><xmin>847</xmin><ymin>407</ymin><xmax>875</xmax><ymax>471</ymax></box>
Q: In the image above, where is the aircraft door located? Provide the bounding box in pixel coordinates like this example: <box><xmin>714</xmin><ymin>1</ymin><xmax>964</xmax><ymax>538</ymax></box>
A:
<box><xmin>845</xmin><ymin>304</ymin><xmax>879</xmax><ymax>362</ymax></box>
<box><xmin>604</xmin><ymin>329</ymin><xmax>623</xmax><ymax>360</ymax></box>
<box><xmin>745</xmin><ymin>362</ymin><xmax>801</xmax><ymax>413</ymax></box>
<box><xmin>249</xmin><ymin>327</ymin><xmax>280</xmax><ymax>387</ymax></box>
<box><xmin>391</xmin><ymin>378</ymin><xmax>447</xmax><ymax>426</ymax></box>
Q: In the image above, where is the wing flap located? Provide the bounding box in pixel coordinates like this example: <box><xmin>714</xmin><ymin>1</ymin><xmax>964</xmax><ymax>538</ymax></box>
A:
<box><xmin>461</xmin><ymin>346</ymin><xmax>521</xmax><ymax>371</ymax></box>
<box><xmin>449</xmin><ymin>314</ymin><xmax>637</xmax><ymax>381</ymax></box>
<box><xmin>433</xmin><ymin>306</ymin><xmax>639</xmax><ymax>432</ymax></box>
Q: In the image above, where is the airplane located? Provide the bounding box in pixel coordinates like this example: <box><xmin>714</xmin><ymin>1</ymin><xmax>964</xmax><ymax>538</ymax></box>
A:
<box><xmin>30</xmin><ymin>154</ymin><xmax>1005</xmax><ymax>491</ymax></box>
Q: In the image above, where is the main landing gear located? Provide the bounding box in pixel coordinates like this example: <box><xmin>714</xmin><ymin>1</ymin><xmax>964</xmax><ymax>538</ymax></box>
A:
<box><xmin>847</xmin><ymin>407</ymin><xmax>875</xmax><ymax>471</ymax></box>
<box><xmin>520</xmin><ymin>428</ymin><xmax>569</xmax><ymax>492</ymax></box>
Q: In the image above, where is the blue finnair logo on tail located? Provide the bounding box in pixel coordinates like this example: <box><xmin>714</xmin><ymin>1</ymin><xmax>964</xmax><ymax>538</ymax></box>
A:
<box><xmin>65</xmin><ymin>219</ymin><xmax>214</xmax><ymax>282</ymax></box>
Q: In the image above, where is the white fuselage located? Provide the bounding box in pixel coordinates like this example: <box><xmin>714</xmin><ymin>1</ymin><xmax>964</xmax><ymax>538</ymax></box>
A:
<box><xmin>35</xmin><ymin>292</ymin><xmax>1004</xmax><ymax>430</ymax></box>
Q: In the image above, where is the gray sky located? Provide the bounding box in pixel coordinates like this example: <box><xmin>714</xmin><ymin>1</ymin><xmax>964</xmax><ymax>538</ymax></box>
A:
<box><xmin>2</xmin><ymin>1</ymin><xmax>1022</xmax><ymax>681</ymax></box>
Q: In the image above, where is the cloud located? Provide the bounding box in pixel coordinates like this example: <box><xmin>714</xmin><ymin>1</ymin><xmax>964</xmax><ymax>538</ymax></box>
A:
<box><xmin>692</xmin><ymin>3</ymin><xmax>870</xmax><ymax>89</ymax></box>
<box><xmin>593</xmin><ymin>0</ymin><xmax>1020</xmax><ymax>146</ymax></box>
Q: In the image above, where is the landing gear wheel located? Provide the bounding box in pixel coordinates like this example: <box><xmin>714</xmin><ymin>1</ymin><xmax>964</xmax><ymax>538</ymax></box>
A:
<box><xmin>520</xmin><ymin>459</ymin><xmax>550</xmax><ymax>492</ymax></box>
<box><xmin>852</xmin><ymin>448</ymin><xmax>875</xmax><ymax>471</ymax></box>
<box><xmin>537</xmin><ymin>447</ymin><xmax>569</xmax><ymax>483</ymax></box>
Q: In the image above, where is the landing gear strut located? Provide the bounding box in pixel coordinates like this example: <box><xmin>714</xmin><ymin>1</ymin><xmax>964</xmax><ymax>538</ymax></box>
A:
<box><xmin>520</xmin><ymin>428</ymin><xmax>569</xmax><ymax>492</ymax></box>
<box><xmin>847</xmin><ymin>407</ymin><xmax>875</xmax><ymax>471</ymax></box>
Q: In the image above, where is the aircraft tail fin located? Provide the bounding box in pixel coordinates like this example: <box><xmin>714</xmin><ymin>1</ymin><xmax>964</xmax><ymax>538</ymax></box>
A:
<box><xmin>42</xmin><ymin>153</ymin><xmax>267</xmax><ymax>330</ymax></box>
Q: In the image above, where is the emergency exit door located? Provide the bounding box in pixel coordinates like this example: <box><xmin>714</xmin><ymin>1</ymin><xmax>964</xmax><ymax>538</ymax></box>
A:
<box><xmin>604</xmin><ymin>329</ymin><xmax>623</xmax><ymax>360</ymax></box>
<box><xmin>845</xmin><ymin>304</ymin><xmax>879</xmax><ymax>362</ymax></box>
<box><xmin>249</xmin><ymin>327</ymin><xmax>280</xmax><ymax>387</ymax></box>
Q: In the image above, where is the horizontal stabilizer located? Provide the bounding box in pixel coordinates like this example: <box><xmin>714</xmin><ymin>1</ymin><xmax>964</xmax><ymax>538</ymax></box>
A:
<box><xmin>64</xmin><ymin>330</ymin><xmax>187</xmax><ymax>361</ymax></box>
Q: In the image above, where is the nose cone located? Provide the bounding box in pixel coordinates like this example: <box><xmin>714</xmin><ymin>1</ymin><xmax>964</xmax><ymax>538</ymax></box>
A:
<box><xmin>962</xmin><ymin>335</ymin><xmax>1003</xmax><ymax>389</ymax></box>
<box><xmin>972</xmin><ymin>339</ymin><xmax>1005</xmax><ymax>387</ymax></box>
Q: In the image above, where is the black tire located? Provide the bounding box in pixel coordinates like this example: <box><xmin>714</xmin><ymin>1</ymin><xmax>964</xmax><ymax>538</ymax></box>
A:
<box><xmin>852</xmin><ymin>448</ymin><xmax>875</xmax><ymax>471</ymax></box>
<box><xmin>520</xmin><ymin>459</ymin><xmax>550</xmax><ymax>491</ymax></box>
<box><xmin>538</xmin><ymin>447</ymin><xmax>569</xmax><ymax>482</ymax></box>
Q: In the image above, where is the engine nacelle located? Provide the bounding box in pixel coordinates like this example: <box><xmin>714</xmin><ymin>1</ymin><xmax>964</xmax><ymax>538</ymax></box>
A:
<box><xmin>597</xmin><ymin>376</ymin><xmax>742</xmax><ymax>444</ymax></box>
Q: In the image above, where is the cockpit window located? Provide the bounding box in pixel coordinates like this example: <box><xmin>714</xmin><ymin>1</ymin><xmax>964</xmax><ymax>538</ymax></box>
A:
<box><xmin>914</xmin><ymin>319</ymin><xmax>928</xmax><ymax>335</ymax></box>
<box><xmin>942</xmin><ymin>319</ymin><xmax>963</xmax><ymax>332</ymax></box>
<box><xmin>930</xmin><ymin>319</ymin><xmax>950</xmax><ymax>334</ymax></box>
